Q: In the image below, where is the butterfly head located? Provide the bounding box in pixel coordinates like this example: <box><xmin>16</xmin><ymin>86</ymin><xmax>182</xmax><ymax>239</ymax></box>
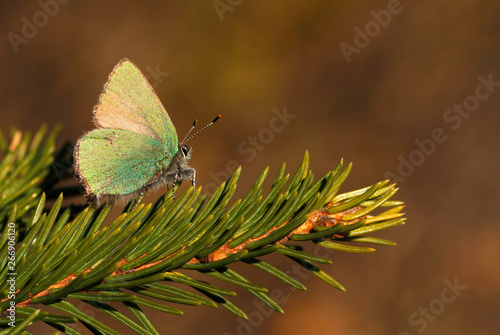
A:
<box><xmin>179</xmin><ymin>143</ymin><xmax>192</xmax><ymax>160</ymax></box>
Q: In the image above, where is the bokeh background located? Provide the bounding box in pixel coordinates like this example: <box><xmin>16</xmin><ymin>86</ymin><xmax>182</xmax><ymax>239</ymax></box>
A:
<box><xmin>2</xmin><ymin>1</ymin><xmax>499</xmax><ymax>334</ymax></box>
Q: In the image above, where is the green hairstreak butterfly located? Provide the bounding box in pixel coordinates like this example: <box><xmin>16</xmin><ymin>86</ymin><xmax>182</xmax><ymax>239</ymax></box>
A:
<box><xmin>74</xmin><ymin>58</ymin><xmax>220</xmax><ymax>205</ymax></box>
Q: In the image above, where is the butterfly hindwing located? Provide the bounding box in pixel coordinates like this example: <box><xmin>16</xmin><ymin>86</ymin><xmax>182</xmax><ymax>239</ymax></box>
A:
<box><xmin>92</xmin><ymin>58</ymin><xmax>178</xmax><ymax>157</ymax></box>
<box><xmin>75</xmin><ymin>129</ymin><xmax>169</xmax><ymax>197</ymax></box>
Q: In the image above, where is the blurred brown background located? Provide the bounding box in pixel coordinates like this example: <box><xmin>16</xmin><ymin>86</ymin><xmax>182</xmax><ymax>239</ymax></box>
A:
<box><xmin>1</xmin><ymin>1</ymin><xmax>499</xmax><ymax>334</ymax></box>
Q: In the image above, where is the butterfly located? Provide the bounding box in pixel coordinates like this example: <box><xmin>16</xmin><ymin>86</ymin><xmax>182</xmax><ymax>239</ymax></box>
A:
<box><xmin>74</xmin><ymin>58</ymin><xmax>219</xmax><ymax>205</ymax></box>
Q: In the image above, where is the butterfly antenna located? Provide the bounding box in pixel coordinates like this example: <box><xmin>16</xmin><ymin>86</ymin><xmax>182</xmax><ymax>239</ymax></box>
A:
<box><xmin>183</xmin><ymin>115</ymin><xmax>221</xmax><ymax>144</ymax></box>
<box><xmin>182</xmin><ymin>119</ymin><xmax>198</xmax><ymax>144</ymax></box>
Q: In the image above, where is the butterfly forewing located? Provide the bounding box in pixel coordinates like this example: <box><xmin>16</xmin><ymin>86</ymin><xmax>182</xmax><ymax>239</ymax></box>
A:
<box><xmin>92</xmin><ymin>58</ymin><xmax>178</xmax><ymax>156</ymax></box>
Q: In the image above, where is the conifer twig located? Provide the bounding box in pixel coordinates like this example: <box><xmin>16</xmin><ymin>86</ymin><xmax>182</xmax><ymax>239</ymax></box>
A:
<box><xmin>0</xmin><ymin>127</ymin><xmax>406</xmax><ymax>333</ymax></box>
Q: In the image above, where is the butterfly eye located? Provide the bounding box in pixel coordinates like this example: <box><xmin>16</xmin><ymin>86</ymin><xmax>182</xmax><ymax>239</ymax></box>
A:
<box><xmin>180</xmin><ymin>145</ymin><xmax>190</xmax><ymax>158</ymax></box>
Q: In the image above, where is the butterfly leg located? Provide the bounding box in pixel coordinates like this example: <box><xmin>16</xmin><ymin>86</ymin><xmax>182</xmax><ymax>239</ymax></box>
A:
<box><xmin>167</xmin><ymin>167</ymin><xmax>196</xmax><ymax>200</ymax></box>
<box><xmin>173</xmin><ymin>168</ymin><xmax>196</xmax><ymax>187</ymax></box>
<box><xmin>170</xmin><ymin>172</ymin><xmax>179</xmax><ymax>200</ymax></box>
<box><xmin>127</xmin><ymin>191</ymin><xmax>144</xmax><ymax>211</ymax></box>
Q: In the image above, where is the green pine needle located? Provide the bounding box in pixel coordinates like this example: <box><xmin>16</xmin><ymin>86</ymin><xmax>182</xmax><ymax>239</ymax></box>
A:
<box><xmin>0</xmin><ymin>127</ymin><xmax>406</xmax><ymax>333</ymax></box>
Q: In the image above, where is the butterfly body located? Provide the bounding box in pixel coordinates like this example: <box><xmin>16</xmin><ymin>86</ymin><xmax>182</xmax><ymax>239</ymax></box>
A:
<box><xmin>74</xmin><ymin>59</ymin><xmax>195</xmax><ymax>205</ymax></box>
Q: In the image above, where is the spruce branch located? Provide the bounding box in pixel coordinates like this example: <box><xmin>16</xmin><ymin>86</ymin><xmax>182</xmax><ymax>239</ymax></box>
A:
<box><xmin>0</xmin><ymin>125</ymin><xmax>61</xmax><ymax>227</ymax></box>
<box><xmin>0</xmin><ymin>127</ymin><xmax>406</xmax><ymax>334</ymax></box>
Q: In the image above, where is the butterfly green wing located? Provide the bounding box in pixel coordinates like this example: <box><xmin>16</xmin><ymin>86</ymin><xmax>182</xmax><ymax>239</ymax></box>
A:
<box><xmin>75</xmin><ymin>129</ymin><xmax>169</xmax><ymax>196</ymax></box>
<box><xmin>92</xmin><ymin>58</ymin><xmax>177</xmax><ymax>156</ymax></box>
